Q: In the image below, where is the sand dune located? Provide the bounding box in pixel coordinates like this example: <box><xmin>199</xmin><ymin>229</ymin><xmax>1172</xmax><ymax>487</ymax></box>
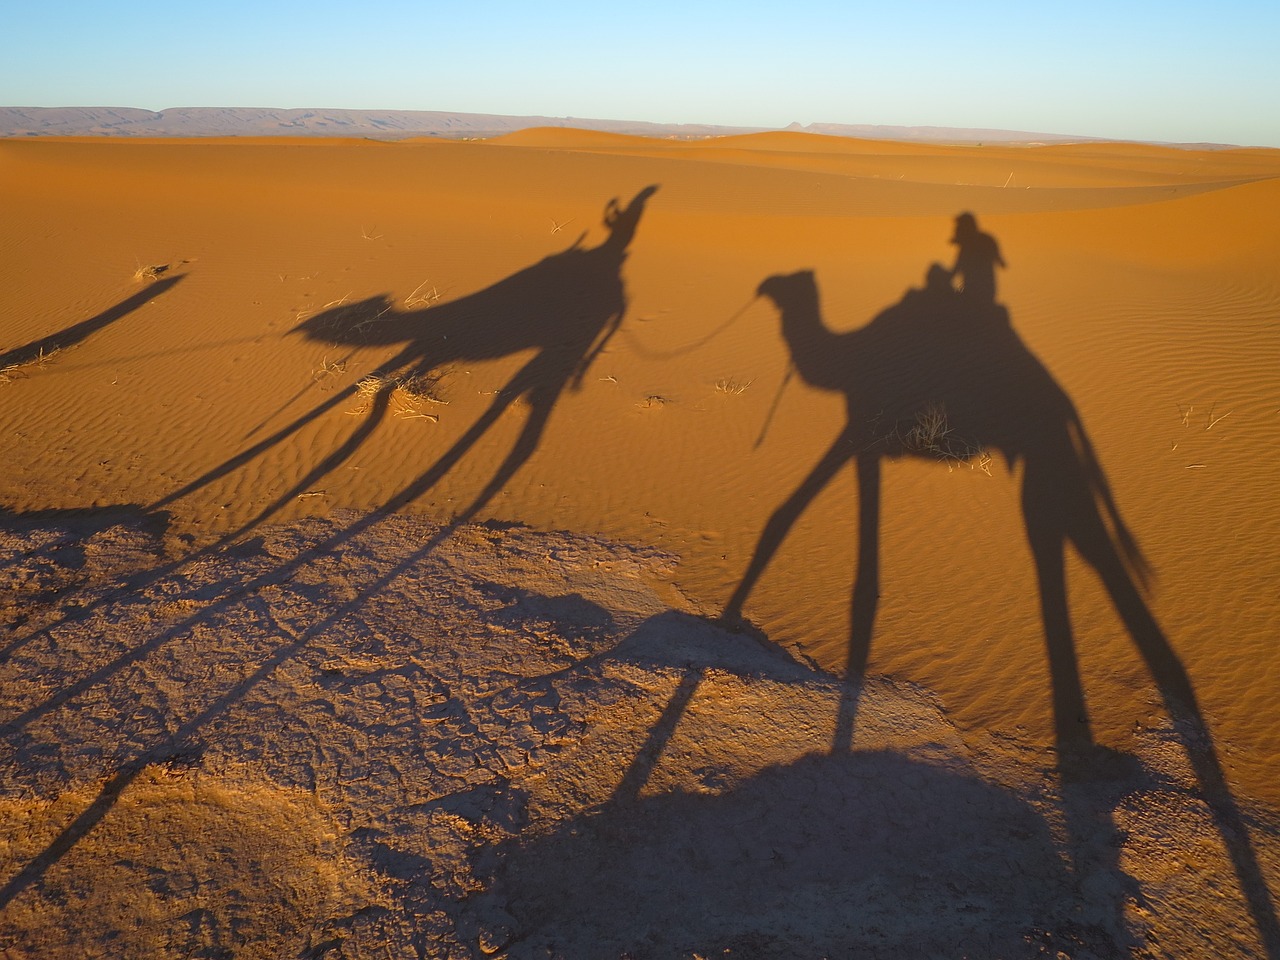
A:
<box><xmin>2</xmin><ymin>130</ymin><xmax>1279</xmax><ymax>956</ymax></box>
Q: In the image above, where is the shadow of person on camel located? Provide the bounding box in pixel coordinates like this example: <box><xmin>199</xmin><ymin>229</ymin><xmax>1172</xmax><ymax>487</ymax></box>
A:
<box><xmin>722</xmin><ymin>230</ymin><xmax>1280</xmax><ymax>956</ymax></box>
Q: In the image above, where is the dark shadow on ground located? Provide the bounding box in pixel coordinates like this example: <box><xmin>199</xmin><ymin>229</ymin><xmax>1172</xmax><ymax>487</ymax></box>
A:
<box><xmin>481</xmin><ymin>749</ymin><xmax>1099</xmax><ymax>959</ymax></box>
<box><xmin>722</xmin><ymin>228</ymin><xmax>1280</xmax><ymax>955</ymax></box>
<box><xmin>153</xmin><ymin>186</ymin><xmax>658</xmax><ymax>537</ymax></box>
<box><xmin>0</xmin><ymin>274</ymin><xmax>184</xmax><ymax>372</ymax></box>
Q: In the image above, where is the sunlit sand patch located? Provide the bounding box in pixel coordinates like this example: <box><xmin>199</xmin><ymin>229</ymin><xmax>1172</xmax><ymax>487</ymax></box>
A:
<box><xmin>0</xmin><ymin>767</ymin><xmax>368</xmax><ymax>958</ymax></box>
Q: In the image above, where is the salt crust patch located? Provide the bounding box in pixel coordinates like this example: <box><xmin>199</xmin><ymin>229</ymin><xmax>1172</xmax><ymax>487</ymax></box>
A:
<box><xmin>1</xmin><ymin>509</ymin><xmax>1277</xmax><ymax>958</ymax></box>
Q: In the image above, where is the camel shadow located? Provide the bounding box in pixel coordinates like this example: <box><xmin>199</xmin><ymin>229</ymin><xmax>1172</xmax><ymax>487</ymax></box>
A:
<box><xmin>726</xmin><ymin>262</ymin><xmax>1134</xmax><ymax>751</ymax></box>
<box><xmin>0</xmin><ymin>274</ymin><xmax>184</xmax><ymax>374</ymax></box>
<box><xmin>2</xmin><ymin>186</ymin><xmax>660</xmax><ymax>794</ymax></box>
<box><xmin>723</xmin><ymin>245</ymin><xmax>1280</xmax><ymax>955</ymax></box>
<box><xmin>154</xmin><ymin>185</ymin><xmax>658</xmax><ymax>536</ymax></box>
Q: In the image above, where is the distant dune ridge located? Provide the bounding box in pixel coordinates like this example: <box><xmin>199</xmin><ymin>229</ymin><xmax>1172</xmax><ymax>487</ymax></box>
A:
<box><xmin>0</xmin><ymin>104</ymin><xmax>1123</xmax><ymax>144</ymax></box>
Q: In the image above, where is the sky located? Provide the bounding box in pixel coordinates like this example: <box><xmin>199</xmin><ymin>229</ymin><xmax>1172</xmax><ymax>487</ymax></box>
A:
<box><xmin>6</xmin><ymin>1</ymin><xmax>1280</xmax><ymax>147</ymax></box>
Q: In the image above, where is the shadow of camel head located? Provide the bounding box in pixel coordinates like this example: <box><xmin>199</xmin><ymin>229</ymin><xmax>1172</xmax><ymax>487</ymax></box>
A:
<box><xmin>756</xmin><ymin>270</ymin><xmax>817</xmax><ymax>314</ymax></box>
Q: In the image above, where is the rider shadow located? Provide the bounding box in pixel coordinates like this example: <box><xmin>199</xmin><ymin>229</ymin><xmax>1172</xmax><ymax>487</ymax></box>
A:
<box><xmin>155</xmin><ymin>186</ymin><xmax>659</xmax><ymax>536</ymax></box>
<box><xmin>722</xmin><ymin>255</ymin><xmax>1280</xmax><ymax>956</ymax></box>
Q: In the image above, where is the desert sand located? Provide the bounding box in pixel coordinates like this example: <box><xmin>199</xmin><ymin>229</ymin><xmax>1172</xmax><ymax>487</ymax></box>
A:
<box><xmin>1</xmin><ymin>130</ymin><xmax>1279</xmax><ymax>957</ymax></box>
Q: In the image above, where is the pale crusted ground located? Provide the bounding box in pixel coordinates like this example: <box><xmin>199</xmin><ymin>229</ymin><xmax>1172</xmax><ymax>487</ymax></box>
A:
<box><xmin>2</xmin><ymin>509</ymin><xmax>1276</xmax><ymax>958</ymax></box>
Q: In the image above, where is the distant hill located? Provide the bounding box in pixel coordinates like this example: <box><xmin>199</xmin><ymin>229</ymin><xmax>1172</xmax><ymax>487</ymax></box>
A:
<box><xmin>0</xmin><ymin>106</ymin><xmax>1103</xmax><ymax>144</ymax></box>
<box><xmin>0</xmin><ymin>107</ymin><xmax>763</xmax><ymax>140</ymax></box>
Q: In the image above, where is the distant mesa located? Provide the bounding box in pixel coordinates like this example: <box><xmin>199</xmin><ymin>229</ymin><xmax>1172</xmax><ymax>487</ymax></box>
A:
<box><xmin>0</xmin><ymin>105</ymin><xmax>1122</xmax><ymax>145</ymax></box>
<box><xmin>0</xmin><ymin>106</ymin><xmax>762</xmax><ymax>142</ymax></box>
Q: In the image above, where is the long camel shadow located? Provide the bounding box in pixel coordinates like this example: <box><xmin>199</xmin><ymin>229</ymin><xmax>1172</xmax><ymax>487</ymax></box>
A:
<box><xmin>0</xmin><ymin>274</ymin><xmax>185</xmax><ymax>373</ymax></box>
<box><xmin>0</xmin><ymin>190</ymin><xmax>658</xmax><ymax>905</ymax></box>
<box><xmin>7</xmin><ymin>184</ymin><xmax>661</xmax><ymax>689</ymax></box>
<box><xmin>5</xmin><ymin>185</ymin><xmax>660</xmax><ymax>740</ymax></box>
<box><xmin>154</xmin><ymin>185</ymin><xmax>658</xmax><ymax>537</ymax></box>
<box><xmin>722</xmin><ymin>246</ymin><xmax>1280</xmax><ymax>955</ymax></box>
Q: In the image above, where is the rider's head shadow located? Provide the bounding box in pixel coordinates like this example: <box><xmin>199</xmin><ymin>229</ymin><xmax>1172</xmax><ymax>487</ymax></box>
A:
<box><xmin>949</xmin><ymin>211</ymin><xmax>1005</xmax><ymax>304</ymax></box>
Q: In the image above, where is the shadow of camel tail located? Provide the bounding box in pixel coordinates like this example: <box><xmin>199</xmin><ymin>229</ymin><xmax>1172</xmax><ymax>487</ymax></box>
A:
<box><xmin>1083</xmin><ymin>507</ymin><xmax>1280</xmax><ymax>956</ymax></box>
<box><xmin>1067</xmin><ymin>416</ymin><xmax>1152</xmax><ymax>593</ymax></box>
<box><xmin>1025</xmin><ymin>416</ymin><xmax>1280</xmax><ymax>956</ymax></box>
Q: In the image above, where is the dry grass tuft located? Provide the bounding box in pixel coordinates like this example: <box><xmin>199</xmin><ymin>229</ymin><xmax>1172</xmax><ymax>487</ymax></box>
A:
<box><xmin>0</xmin><ymin>347</ymin><xmax>60</xmax><ymax>384</ymax></box>
<box><xmin>349</xmin><ymin>373</ymin><xmax>449</xmax><ymax>421</ymax></box>
<box><xmin>715</xmin><ymin>377</ymin><xmax>754</xmax><ymax>396</ymax></box>
<box><xmin>900</xmin><ymin>403</ymin><xmax>992</xmax><ymax>475</ymax></box>
<box><xmin>132</xmin><ymin>262</ymin><xmax>170</xmax><ymax>283</ymax></box>
<box><xmin>311</xmin><ymin>356</ymin><xmax>348</xmax><ymax>382</ymax></box>
<box><xmin>403</xmin><ymin>280</ymin><xmax>444</xmax><ymax>308</ymax></box>
<box><xmin>905</xmin><ymin>404</ymin><xmax>952</xmax><ymax>454</ymax></box>
<box><xmin>1177</xmin><ymin>401</ymin><xmax>1231</xmax><ymax>430</ymax></box>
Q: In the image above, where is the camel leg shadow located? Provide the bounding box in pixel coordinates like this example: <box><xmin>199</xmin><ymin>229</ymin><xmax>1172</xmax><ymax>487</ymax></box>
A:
<box><xmin>833</xmin><ymin>452</ymin><xmax>880</xmax><ymax>753</ymax></box>
<box><xmin>379</xmin><ymin>351</ymin><xmax>569</xmax><ymax>524</ymax></box>
<box><xmin>1024</xmin><ymin>458</ymin><xmax>1280</xmax><ymax>957</ymax></box>
<box><xmin>722</xmin><ymin>433</ymin><xmax>883</xmax><ymax>753</ymax></box>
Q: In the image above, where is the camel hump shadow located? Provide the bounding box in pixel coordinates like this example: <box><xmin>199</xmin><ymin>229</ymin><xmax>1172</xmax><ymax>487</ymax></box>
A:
<box><xmin>752</xmin><ymin>267</ymin><xmax>1147</xmax><ymax>589</ymax></box>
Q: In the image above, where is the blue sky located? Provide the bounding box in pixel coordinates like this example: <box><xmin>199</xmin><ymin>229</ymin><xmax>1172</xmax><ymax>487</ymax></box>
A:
<box><xmin>6</xmin><ymin>1</ymin><xmax>1279</xmax><ymax>146</ymax></box>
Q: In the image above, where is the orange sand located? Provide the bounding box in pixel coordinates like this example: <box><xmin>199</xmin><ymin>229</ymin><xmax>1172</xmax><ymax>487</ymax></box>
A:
<box><xmin>2</xmin><ymin>129</ymin><xmax>1279</xmax><ymax>816</ymax></box>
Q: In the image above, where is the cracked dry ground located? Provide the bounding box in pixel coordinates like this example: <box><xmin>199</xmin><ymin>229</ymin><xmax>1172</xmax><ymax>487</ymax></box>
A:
<box><xmin>1</xmin><ymin>510</ymin><xmax>1276</xmax><ymax>959</ymax></box>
